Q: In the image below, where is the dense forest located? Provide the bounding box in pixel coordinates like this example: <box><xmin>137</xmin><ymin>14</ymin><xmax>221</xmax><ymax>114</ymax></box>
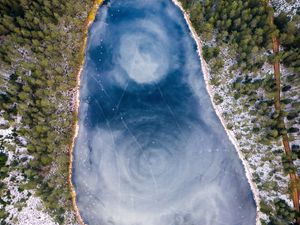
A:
<box><xmin>180</xmin><ymin>0</ymin><xmax>300</xmax><ymax>224</ymax></box>
<box><xmin>0</xmin><ymin>0</ymin><xmax>92</xmax><ymax>223</ymax></box>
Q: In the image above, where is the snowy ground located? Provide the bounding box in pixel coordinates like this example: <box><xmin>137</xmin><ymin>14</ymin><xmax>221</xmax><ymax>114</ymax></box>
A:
<box><xmin>0</xmin><ymin>117</ymin><xmax>59</xmax><ymax>225</ymax></box>
<box><xmin>200</xmin><ymin>38</ymin><xmax>293</xmax><ymax>223</ymax></box>
<box><xmin>271</xmin><ymin>0</ymin><xmax>300</xmax><ymax>17</ymax></box>
<box><xmin>175</xmin><ymin>3</ymin><xmax>298</xmax><ymax>224</ymax></box>
<box><xmin>16</xmin><ymin>195</ymin><xmax>57</xmax><ymax>225</ymax></box>
<box><xmin>171</xmin><ymin>1</ymin><xmax>295</xmax><ymax>224</ymax></box>
<box><xmin>1</xmin><ymin>0</ymin><xmax>299</xmax><ymax>224</ymax></box>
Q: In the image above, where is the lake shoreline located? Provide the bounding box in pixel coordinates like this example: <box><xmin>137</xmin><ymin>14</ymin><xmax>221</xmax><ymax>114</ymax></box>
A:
<box><xmin>171</xmin><ymin>0</ymin><xmax>262</xmax><ymax>224</ymax></box>
<box><xmin>69</xmin><ymin>0</ymin><xmax>262</xmax><ymax>224</ymax></box>
<box><xmin>68</xmin><ymin>1</ymin><xmax>104</xmax><ymax>225</ymax></box>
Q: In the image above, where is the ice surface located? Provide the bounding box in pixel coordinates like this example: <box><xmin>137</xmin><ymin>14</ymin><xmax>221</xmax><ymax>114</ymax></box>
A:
<box><xmin>72</xmin><ymin>0</ymin><xmax>256</xmax><ymax>224</ymax></box>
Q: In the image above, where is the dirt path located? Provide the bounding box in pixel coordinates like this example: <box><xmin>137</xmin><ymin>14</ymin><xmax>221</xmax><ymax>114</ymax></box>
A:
<box><xmin>269</xmin><ymin>7</ymin><xmax>300</xmax><ymax>224</ymax></box>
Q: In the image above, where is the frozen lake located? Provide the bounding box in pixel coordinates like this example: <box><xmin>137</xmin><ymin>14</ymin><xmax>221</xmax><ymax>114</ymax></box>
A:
<box><xmin>72</xmin><ymin>0</ymin><xmax>256</xmax><ymax>224</ymax></box>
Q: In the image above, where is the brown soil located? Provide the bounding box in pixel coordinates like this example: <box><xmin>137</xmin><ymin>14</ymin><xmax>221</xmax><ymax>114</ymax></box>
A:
<box><xmin>269</xmin><ymin>7</ymin><xmax>300</xmax><ymax>224</ymax></box>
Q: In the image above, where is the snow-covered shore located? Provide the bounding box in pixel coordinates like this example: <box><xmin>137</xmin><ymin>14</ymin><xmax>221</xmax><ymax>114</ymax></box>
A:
<box><xmin>0</xmin><ymin>1</ymin><xmax>104</xmax><ymax>224</ymax></box>
<box><xmin>68</xmin><ymin>1</ymin><xmax>104</xmax><ymax>225</ymax></box>
<box><xmin>171</xmin><ymin>0</ymin><xmax>263</xmax><ymax>224</ymax></box>
<box><xmin>69</xmin><ymin>65</ymin><xmax>84</xmax><ymax>225</ymax></box>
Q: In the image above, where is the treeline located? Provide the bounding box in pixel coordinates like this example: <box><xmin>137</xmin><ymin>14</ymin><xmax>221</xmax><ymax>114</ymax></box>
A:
<box><xmin>274</xmin><ymin>12</ymin><xmax>300</xmax><ymax>152</ymax></box>
<box><xmin>0</xmin><ymin>150</ymin><xmax>8</xmax><ymax>220</ymax></box>
<box><xmin>179</xmin><ymin>0</ymin><xmax>300</xmax><ymax>224</ymax></box>
<box><xmin>0</xmin><ymin>133</ymin><xmax>10</xmax><ymax>220</ymax></box>
<box><xmin>275</xmin><ymin>12</ymin><xmax>300</xmax><ymax>73</ymax></box>
<box><xmin>0</xmin><ymin>0</ymin><xmax>92</xmax><ymax>223</ymax></box>
<box><xmin>182</xmin><ymin>0</ymin><xmax>273</xmax><ymax>73</ymax></box>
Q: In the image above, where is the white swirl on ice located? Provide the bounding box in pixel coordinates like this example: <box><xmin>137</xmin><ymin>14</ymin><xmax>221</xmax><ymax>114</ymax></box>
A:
<box><xmin>110</xmin><ymin>18</ymin><xmax>175</xmax><ymax>87</ymax></box>
<box><xmin>118</xmin><ymin>32</ymin><xmax>168</xmax><ymax>84</ymax></box>
<box><xmin>72</xmin><ymin>0</ymin><xmax>257</xmax><ymax>224</ymax></box>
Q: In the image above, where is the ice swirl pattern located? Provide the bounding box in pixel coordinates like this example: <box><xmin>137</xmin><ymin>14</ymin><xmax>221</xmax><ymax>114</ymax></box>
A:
<box><xmin>72</xmin><ymin>0</ymin><xmax>256</xmax><ymax>225</ymax></box>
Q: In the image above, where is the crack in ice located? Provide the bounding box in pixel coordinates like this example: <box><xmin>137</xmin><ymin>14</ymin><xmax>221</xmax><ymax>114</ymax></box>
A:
<box><xmin>72</xmin><ymin>1</ymin><xmax>257</xmax><ymax>225</ymax></box>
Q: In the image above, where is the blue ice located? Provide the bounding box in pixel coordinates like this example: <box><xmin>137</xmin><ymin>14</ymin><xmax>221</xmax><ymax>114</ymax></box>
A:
<box><xmin>72</xmin><ymin>0</ymin><xmax>256</xmax><ymax>224</ymax></box>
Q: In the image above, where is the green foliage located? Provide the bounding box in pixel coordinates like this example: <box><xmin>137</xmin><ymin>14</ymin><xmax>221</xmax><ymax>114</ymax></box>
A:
<box><xmin>0</xmin><ymin>153</ymin><xmax>8</xmax><ymax>168</ymax></box>
<box><xmin>0</xmin><ymin>0</ymin><xmax>93</xmax><ymax>222</ymax></box>
<box><xmin>281</xmin><ymin>154</ymin><xmax>296</xmax><ymax>174</ymax></box>
<box><xmin>287</xmin><ymin>111</ymin><xmax>298</xmax><ymax>120</ymax></box>
<box><xmin>182</xmin><ymin>2</ymin><xmax>299</xmax><ymax>223</ymax></box>
<box><xmin>0</xmin><ymin>208</ymin><xmax>7</xmax><ymax>219</ymax></box>
<box><xmin>182</xmin><ymin>0</ymin><xmax>273</xmax><ymax>72</ymax></box>
<box><xmin>211</xmin><ymin>57</ymin><xmax>224</xmax><ymax>73</ymax></box>
<box><xmin>202</xmin><ymin>45</ymin><xmax>220</xmax><ymax>61</ymax></box>
<box><xmin>267</xmin><ymin>198</ymin><xmax>298</xmax><ymax>224</ymax></box>
<box><xmin>260</xmin><ymin>200</ymin><xmax>273</xmax><ymax>215</ymax></box>
<box><xmin>275</xmin><ymin>12</ymin><xmax>300</xmax><ymax>73</ymax></box>
<box><xmin>213</xmin><ymin>93</ymin><xmax>223</xmax><ymax>105</ymax></box>
<box><xmin>0</xmin><ymin>152</ymin><xmax>8</xmax><ymax>179</ymax></box>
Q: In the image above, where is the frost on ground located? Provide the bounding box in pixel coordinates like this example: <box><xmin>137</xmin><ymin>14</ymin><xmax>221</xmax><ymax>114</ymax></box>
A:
<box><xmin>202</xmin><ymin>43</ymin><xmax>294</xmax><ymax>223</ymax></box>
<box><xmin>0</xmin><ymin>117</ymin><xmax>61</xmax><ymax>225</ymax></box>
<box><xmin>271</xmin><ymin>0</ymin><xmax>300</xmax><ymax>17</ymax></box>
<box><xmin>16</xmin><ymin>195</ymin><xmax>57</xmax><ymax>225</ymax></box>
